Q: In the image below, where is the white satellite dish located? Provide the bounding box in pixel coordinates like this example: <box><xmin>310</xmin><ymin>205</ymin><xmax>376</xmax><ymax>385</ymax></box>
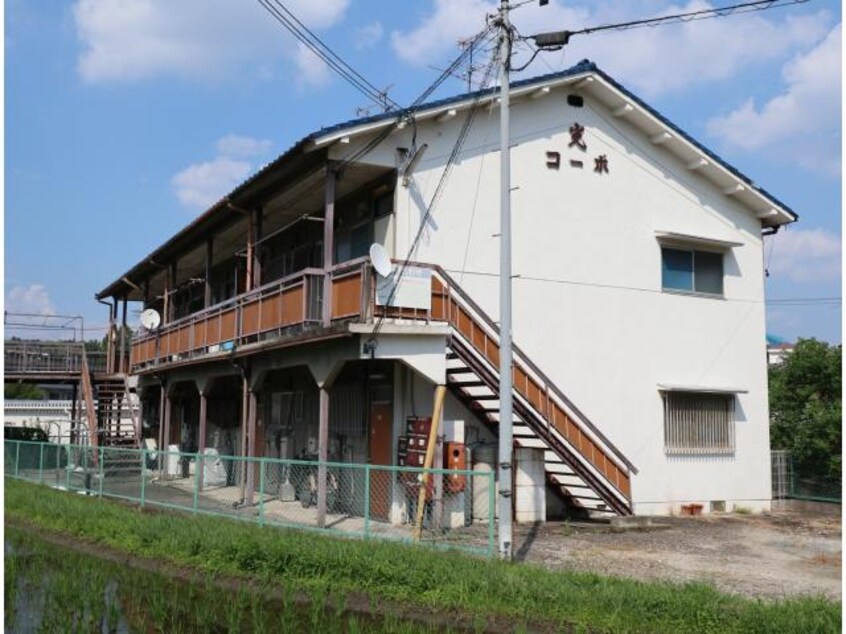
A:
<box><xmin>139</xmin><ymin>308</ymin><xmax>161</xmax><ymax>331</ymax></box>
<box><xmin>369</xmin><ymin>243</ymin><xmax>394</xmax><ymax>278</ymax></box>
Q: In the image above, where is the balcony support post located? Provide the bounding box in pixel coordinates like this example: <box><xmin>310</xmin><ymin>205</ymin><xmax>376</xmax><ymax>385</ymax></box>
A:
<box><xmin>317</xmin><ymin>383</ymin><xmax>330</xmax><ymax>528</ymax></box>
<box><xmin>245</xmin><ymin>387</ymin><xmax>258</xmax><ymax>505</ymax></box>
<box><xmin>158</xmin><ymin>384</ymin><xmax>170</xmax><ymax>480</ymax></box>
<box><xmin>163</xmin><ymin>261</ymin><xmax>176</xmax><ymax>326</ymax></box>
<box><xmin>253</xmin><ymin>209</ymin><xmax>263</xmax><ymax>289</ymax></box>
<box><xmin>246</xmin><ymin>211</ymin><xmax>255</xmax><ymax>294</ymax></box>
<box><xmin>204</xmin><ymin>238</ymin><xmax>213</xmax><ymax>308</ymax></box>
<box><xmin>197</xmin><ymin>387</ymin><xmax>208</xmax><ymax>492</ymax></box>
<box><xmin>322</xmin><ymin>166</ymin><xmax>337</xmax><ymax>327</ymax></box>
<box><xmin>119</xmin><ymin>296</ymin><xmax>128</xmax><ymax>374</ymax></box>
<box><xmin>71</xmin><ymin>382</ymin><xmax>79</xmax><ymax>444</ymax></box>
<box><xmin>238</xmin><ymin>367</ymin><xmax>250</xmax><ymax>503</ymax></box>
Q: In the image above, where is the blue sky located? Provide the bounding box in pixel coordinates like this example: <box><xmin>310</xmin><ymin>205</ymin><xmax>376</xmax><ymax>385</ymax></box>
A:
<box><xmin>5</xmin><ymin>0</ymin><xmax>842</xmax><ymax>343</ymax></box>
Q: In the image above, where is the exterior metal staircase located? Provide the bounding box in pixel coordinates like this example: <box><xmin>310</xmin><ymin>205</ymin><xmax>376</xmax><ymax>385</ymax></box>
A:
<box><xmin>428</xmin><ymin>269</ymin><xmax>637</xmax><ymax>516</ymax></box>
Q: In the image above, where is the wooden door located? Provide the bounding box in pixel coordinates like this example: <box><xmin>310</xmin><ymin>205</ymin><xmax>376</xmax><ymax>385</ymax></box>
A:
<box><xmin>369</xmin><ymin>403</ymin><xmax>392</xmax><ymax>522</ymax></box>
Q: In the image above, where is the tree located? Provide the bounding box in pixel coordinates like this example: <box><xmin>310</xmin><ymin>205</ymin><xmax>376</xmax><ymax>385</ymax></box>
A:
<box><xmin>769</xmin><ymin>339</ymin><xmax>841</xmax><ymax>480</ymax></box>
<box><xmin>4</xmin><ymin>383</ymin><xmax>47</xmax><ymax>400</ymax></box>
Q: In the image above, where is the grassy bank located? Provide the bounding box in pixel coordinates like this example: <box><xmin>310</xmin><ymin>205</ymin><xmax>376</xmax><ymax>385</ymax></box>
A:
<box><xmin>5</xmin><ymin>480</ymin><xmax>840</xmax><ymax>633</ymax></box>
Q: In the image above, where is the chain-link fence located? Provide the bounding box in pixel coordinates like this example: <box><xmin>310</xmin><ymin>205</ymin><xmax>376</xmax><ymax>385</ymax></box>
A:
<box><xmin>771</xmin><ymin>450</ymin><xmax>841</xmax><ymax>504</ymax></box>
<box><xmin>4</xmin><ymin>439</ymin><xmax>496</xmax><ymax>556</ymax></box>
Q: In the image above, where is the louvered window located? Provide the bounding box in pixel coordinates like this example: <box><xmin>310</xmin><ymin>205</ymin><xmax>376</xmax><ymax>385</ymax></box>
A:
<box><xmin>663</xmin><ymin>392</ymin><xmax>735</xmax><ymax>454</ymax></box>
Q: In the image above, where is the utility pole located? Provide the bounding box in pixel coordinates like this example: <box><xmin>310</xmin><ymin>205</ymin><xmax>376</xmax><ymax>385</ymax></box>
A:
<box><xmin>496</xmin><ymin>0</ymin><xmax>514</xmax><ymax>561</ymax></box>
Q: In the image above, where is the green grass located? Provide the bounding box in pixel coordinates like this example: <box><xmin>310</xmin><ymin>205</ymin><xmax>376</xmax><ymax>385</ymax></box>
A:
<box><xmin>5</xmin><ymin>479</ymin><xmax>841</xmax><ymax>633</ymax></box>
<box><xmin>5</xmin><ymin>526</ymin><xmax>440</xmax><ymax>633</ymax></box>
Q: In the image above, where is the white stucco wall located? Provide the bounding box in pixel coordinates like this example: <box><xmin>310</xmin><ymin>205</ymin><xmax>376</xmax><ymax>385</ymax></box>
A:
<box><xmin>331</xmin><ymin>84</ymin><xmax>774</xmax><ymax>514</ymax></box>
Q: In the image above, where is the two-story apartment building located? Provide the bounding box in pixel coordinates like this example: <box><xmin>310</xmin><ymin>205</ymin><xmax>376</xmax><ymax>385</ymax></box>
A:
<box><xmin>95</xmin><ymin>60</ymin><xmax>796</xmax><ymax>522</ymax></box>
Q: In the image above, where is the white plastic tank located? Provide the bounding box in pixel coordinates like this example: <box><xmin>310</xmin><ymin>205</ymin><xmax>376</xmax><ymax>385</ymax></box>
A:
<box><xmin>472</xmin><ymin>443</ymin><xmax>498</xmax><ymax>521</ymax></box>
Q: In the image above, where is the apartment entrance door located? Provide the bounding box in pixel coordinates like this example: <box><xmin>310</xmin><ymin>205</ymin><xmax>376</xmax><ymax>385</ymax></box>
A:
<box><xmin>369</xmin><ymin>402</ymin><xmax>392</xmax><ymax>522</ymax></box>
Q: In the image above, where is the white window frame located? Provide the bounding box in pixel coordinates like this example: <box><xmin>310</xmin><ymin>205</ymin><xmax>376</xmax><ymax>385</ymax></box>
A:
<box><xmin>655</xmin><ymin>231</ymin><xmax>741</xmax><ymax>300</ymax></box>
<box><xmin>662</xmin><ymin>390</ymin><xmax>736</xmax><ymax>455</ymax></box>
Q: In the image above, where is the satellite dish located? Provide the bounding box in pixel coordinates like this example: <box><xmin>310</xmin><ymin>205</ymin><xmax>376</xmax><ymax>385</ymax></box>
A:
<box><xmin>140</xmin><ymin>308</ymin><xmax>161</xmax><ymax>331</ymax></box>
<box><xmin>369</xmin><ymin>243</ymin><xmax>394</xmax><ymax>278</ymax></box>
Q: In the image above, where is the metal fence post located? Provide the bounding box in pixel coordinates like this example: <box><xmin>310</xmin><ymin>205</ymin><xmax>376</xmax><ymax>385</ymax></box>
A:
<box><xmin>38</xmin><ymin>443</ymin><xmax>45</xmax><ymax>484</ymax></box>
<box><xmin>789</xmin><ymin>454</ymin><xmax>796</xmax><ymax>498</ymax></box>
<box><xmin>192</xmin><ymin>451</ymin><xmax>200</xmax><ymax>515</ymax></box>
<box><xmin>259</xmin><ymin>459</ymin><xmax>266</xmax><ymax>526</ymax></box>
<box><xmin>14</xmin><ymin>441</ymin><xmax>20</xmax><ymax>478</ymax></box>
<box><xmin>98</xmin><ymin>447</ymin><xmax>105</xmax><ymax>498</ymax></box>
<box><xmin>66</xmin><ymin>446</ymin><xmax>72</xmax><ymax>490</ymax></box>
<box><xmin>488</xmin><ymin>470</ymin><xmax>496</xmax><ymax>558</ymax></box>
<box><xmin>140</xmin><ymin>448</ymin><xmax>147</xmax><ymax>508</ymax></box>
<box><xmin>364</xmin><ymin>464</ymin><xmax>371</xmax><ymax>539</ymax></box>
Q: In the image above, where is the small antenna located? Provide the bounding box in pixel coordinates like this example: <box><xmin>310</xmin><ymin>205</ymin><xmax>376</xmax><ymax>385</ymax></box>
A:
<box><xmin>354</xmin><ymin>84</ymin><xmax>395</xmax><ymax>117</ymax></box>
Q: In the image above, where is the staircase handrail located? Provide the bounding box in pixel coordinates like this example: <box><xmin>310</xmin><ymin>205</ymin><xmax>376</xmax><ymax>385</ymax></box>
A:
<box><xmin>420</xmin><ymin>262</ymin><xmax>637</xmax><ymax>476</ymax></box>
<box><xmin>79</xmin><ymin>345</ymin><xmax>100</xmax><ymax>461</ymax></box>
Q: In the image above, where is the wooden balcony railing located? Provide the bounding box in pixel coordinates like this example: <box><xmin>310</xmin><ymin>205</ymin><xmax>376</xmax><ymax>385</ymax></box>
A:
<box><xmin>130</xmin><ymin>260</ymin><xmax>372</xmax><ymax>370</ymax></box>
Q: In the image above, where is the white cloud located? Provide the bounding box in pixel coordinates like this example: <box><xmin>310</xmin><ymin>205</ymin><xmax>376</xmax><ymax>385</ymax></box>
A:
<box><xmin>215</xmin><ymin>135</ymin><xmax>273</xmax><ymax>158</ymax></box>
<box><xmin>6</xmin><ymin>285</ymin><xmax>56</xmax><ymax>316</ymax></box>
<box><xmin>355</xmin><ymin>22</ymin><xmax>384</xmax><ymax>50</ymax></box>
<box><xmin>390</xmin><ymin>0</ymin><xmax>495</xmax><ymax>67</ymax></box>
<box><xmin>707</xmin><ymin>23</ymin><xmax>841</xmax><ymax>176</ymax></box>
<box><xmin>172</xmin><ymin>158</ymin><xmax>252</xmax><ymax>210</ymax></box>
<box><xmin>768</xmin><ymin>227</ymin><xmax>841</xmax><ymax>284</ymax></box>
<box><xmin>390</xmin><ymin>1</ymin><xmax>831</xmax><ymax>98</ymax></box>
<box><xmin>172</xmin><ymin>135</ymin><xmax>275</xmax><ymax>211</ymax></box>
<box><xmin>73</xmin><ymin>0</ymin><xmax>349</xmax><ymax>83</ymax></box>
<box><xmin>294</xmin><ymin>42</ymin><xmax>331</xmax><ymax>89</ymax></box>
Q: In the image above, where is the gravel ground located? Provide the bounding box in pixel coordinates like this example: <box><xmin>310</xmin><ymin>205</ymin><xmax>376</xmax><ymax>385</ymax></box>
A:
<box><xmin>511</xmin><ymin>510</ymin><xmax>841</xmax><ymax>601</ymax></box>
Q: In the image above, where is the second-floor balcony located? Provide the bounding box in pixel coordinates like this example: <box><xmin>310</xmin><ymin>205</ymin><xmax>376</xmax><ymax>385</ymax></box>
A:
<box><xmin>130</xmin><ymin>257</ymin><xmax>391</xmax><ymax>371</ymax></box>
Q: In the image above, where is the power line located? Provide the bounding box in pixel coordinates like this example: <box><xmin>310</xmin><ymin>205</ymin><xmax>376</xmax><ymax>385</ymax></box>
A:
<box><xmin>257</xmin><ymin>0</ymin><xmax>399</xmax><ymax>111</ymax></box>
<box><xmin>335</xmin><ymin>27</ymin><xmax>496</xmax><ymax>172</ymax></box>
<box><xmin>446</xmin><ymin>268</ymin><xmax>841</xmax><ymax>305</ymax></box>
<box><xmin>528</xmin><ymin>0</ymin><xmax>811</xmax><ymax>48</ymax></box>
<box><xmin>367</xmin><ymin>41</ymin><xmax>502</xmax><ymax>350</ymax></box>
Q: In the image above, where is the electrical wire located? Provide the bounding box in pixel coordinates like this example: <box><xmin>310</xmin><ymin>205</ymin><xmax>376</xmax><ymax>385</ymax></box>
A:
<box><xmin>257</xmin><ymin>0</ymin><xmax>399</xmax><ymax>111</ymax></box>
<box><xmin>334</xmin><ymin>26</ymin><xmax>496</xmax><ymax>172</ymax></box>
<box><xmin>528</xmin><ymin>0</ymin><xmax>811</xmax><ymax>44</ymax></box>
<box><xmin>366</xmin><ymin>42</ymin><xmax>502</xmax><ymax>349</ymax></box>
<box><xmin>446</xmin><ymin>268</ymin><xmax>841</xmax><ymax>306</ymax></box>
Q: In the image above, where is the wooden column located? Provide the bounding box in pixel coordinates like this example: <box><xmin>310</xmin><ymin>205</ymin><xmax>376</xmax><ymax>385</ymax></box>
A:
<box><xmin>204</xmin><ymin>238</ymin><xmax>214</xmax><ymax>308</ymax></box>
<box><xmin>163</xmin><ymin>263</ymin><xmax>173</xmax><ymax>326</ymax></box>
<box><xmin>167</xmin><ymin>261</ymin><xmax>178</xmax><ymax>323</ymax></box>
<box><xmin>317</xmin><ymin>384</ymin><xmax>330</xmax><ymax>527</ymax></box>
<box><xmin>157</xmin><ymin>387</ymin><xmax>168</xmax><ymax>479</ymax></box>
<box><xmin>253</xmin><ymin>208</ymin><xmax>263</xmax><ymax>289</ymax></box>
<box><xmin>245</xmin><ymin>388</ymin><xmax>258</xmax><ymax>504</ymax></box>
<box><xmin>135</xmin><ymin>389</ymin><xmax>144</xmax><ymax>446</ymax></box>
<box><xmin>245</xmin><ymin>211</ymin><xmax>255</xmax><ymax>294</ymax></box>
<box><xmin>71</xmin><ymin>382</ymin><xmax>78</xmax><ymax>444</ymax></box>
<box><xmin>239</xmin><ymin>374</ymin><xmax>250</xmax><ymax>502</ymax></box>
<box><xmin>322</xmin><ymin>168</ymin><xmax>336</xmax><ymax>327</ymax></box>
<box><xmin>106</xmin><ymin>300</ymin><xmax>117</xmax><ymax>374</ymax></box>
<box><xmin>197</xmin><ymin>390</ymin><xmax>208</xmax><ymax>491</ymax></box>
<box><xmin>119</xmin><ymin>297</ymin><xmax>128</xmax><ymax>374</ymax></box>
